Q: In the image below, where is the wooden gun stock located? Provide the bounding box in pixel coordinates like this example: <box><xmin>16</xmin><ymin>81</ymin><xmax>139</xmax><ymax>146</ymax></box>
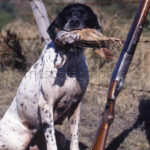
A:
<box><xmin>91</xmin><ymin>0</ymin><xmax>150</xmax><ymax>150</ymax></box>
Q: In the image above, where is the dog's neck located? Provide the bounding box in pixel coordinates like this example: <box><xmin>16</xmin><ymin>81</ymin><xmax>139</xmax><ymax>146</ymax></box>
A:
<box><xmin>56</xmin><ymin>45</ymin><xmax>84</xmax><ymax>53</ymax></box>
<box><xmin>53</xmin><ymin>42</ymin><xmax>85</xmax><ymax>65</ymax></box>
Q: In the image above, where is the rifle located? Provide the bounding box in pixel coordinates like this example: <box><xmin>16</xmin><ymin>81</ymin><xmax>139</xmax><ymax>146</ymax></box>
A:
<box><xmin>91</xmin><ymin>0</ymin><xmax>150</xmax><ymax>150</ymax></box>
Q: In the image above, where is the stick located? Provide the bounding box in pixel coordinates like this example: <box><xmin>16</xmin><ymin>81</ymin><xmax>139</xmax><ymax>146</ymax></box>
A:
<box><xmin>30</xmin><ymin>0</ymin><xmax>51</xmax><ymax>45</ymax></box>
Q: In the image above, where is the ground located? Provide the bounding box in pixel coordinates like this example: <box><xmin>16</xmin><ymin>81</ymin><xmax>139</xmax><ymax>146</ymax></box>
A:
<box><xmin>1</xmin><ymin>3</ymin><xmax>150</xmax><ymax>150</ymax></box>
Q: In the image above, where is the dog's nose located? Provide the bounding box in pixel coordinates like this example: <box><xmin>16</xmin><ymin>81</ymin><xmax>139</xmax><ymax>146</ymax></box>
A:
<box><xmin>70</xmin><ymin>18</ymin><xmax>80</xmax><ymax>27</ymax></box>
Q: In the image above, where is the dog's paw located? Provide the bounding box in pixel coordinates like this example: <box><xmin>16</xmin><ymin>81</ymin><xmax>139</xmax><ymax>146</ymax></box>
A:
<box><xmin>29</xmin><ymin>145</ymin><xmax>39</xmax><ymax>150</ymax></box>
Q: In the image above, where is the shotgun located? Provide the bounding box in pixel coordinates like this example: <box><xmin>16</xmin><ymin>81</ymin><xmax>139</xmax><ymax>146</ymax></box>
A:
<box><xmin>91</xmin><ymin>0</ymin><xmax>150</xmax><ymax>150</ymax></box>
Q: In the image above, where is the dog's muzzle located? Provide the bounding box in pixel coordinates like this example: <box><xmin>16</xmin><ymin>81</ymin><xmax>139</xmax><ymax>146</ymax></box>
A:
<box><xmin>69</xmin><ymin>17</ymin><xmax>80</xmax><ymax>28</ymax></box>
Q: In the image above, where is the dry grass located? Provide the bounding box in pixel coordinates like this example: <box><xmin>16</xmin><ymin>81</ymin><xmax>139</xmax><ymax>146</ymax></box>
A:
<box><xmin>1</xmin><ymin>8</ymin><xmax>150</xmax><ymax>150</ymax></box>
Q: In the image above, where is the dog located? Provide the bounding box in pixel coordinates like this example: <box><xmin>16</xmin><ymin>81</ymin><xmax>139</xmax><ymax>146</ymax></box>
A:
<box><xmin>0</xmin><ymin>3</ymin><xmax>101</xmax><ymax>150</ymax></box>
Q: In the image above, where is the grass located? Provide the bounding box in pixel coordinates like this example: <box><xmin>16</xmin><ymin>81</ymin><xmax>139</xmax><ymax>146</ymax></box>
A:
<box><xmin>0</xmin><ymin>9</ymin><xmax>15</xmax><ymax>29</ymax></box>
<box><xmin>1</xmin><ymin>2</ymin><xmax>150</xmax><ymax>150</ymax></box>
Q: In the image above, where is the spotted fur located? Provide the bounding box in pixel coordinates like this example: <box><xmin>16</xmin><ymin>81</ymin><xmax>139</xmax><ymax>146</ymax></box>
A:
<box><xmin>0</xmin><ymin>41</ymin><xmax>89</xmax><ymax>150</ymax></box>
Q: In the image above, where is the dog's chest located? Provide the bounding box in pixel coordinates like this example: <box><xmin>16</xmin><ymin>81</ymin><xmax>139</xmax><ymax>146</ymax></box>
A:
<box><xmin>53</xmin><ymin>75</ymin><xmax>82</xmax><ymax>124</ymax></box>
<box><xmin>16</xmin><ymin>42</ymin><xmax>89</xmax><ymax>126</ymax></box>
<box><xmin>40</xmin><ymin>44</ymin><xmax>89</xmax><ymax>124</ymax></box>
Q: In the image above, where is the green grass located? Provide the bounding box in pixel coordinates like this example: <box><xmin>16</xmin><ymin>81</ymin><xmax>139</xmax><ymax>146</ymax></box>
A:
<box><xmin>0</xmin><ymin>9</ymin><xmax>15</xmax><ymax>29</ymax></box>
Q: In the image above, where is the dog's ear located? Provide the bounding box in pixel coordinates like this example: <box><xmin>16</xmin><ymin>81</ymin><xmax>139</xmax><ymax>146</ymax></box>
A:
<box><xmin>47</xmin><ymin>17</ymin><xmax>61</xmax><ymax>40</ymax></box>
<box><xmin>94</xmin><ymin>17</ymin><xmax>102</xmax><ymax>33</ymax></box>
<box><xmin>95</xmin><ymin>25</ymin><xmax>102</xmax><ymax>33</ymax></box>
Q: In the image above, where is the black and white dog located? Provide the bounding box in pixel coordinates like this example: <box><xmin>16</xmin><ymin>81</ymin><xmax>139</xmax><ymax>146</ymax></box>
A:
<box><xmin>0</xmin><ymin>3</ymin><xmax>101</xmax><ymax>150</ymax></box>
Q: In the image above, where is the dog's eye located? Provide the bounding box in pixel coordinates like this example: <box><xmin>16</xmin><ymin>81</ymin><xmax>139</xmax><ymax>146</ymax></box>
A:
<box><xmin>83</xmin><ymin>13</ymin><xmax>88</xmax><ymax>17</ymax></box>
<box><xmin>66</xmin><ymin>13</ymin><xmax>72</xmax><ymax>19</ymax></box>
<box><xmin>81</xmin><ymin>10</ymin><xmax>88</xmax><ymax>17</ymax></box>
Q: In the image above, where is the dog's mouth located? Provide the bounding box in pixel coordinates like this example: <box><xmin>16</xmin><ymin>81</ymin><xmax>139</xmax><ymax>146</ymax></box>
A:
<box><xmin>54</xmin><ymin>28</ymin><xmax>122</xmax><ymax>59</ymax></box>
<box><xmin>63</xmin><ymin>27</ymin><xmax>84</xmax><ymax>32</ymax></box>
<box><xmin>62</xmin><ymin>22</ymin><xmax>85</xmax><ymax>32</ymax></box>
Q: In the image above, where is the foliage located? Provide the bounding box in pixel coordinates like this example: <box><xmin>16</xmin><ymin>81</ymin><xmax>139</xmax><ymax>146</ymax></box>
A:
<box><xmin>1</xmin><ymin>1</ymin><xmax>150</xmax><ymax>150</ymax></box>
<box><xmin>0</xmin><ymin>30</ymin><xmax>26</xmax><ymax>71</ymax></box>
<box><xmin>0</xmin><ymin>10</ymin><xmax>15</xmax><ymax>29</ymax></box>
<box><xmin>0</xmin><ymin>1</ymin><xmax>16</xmax><ymax>29</ymax></box>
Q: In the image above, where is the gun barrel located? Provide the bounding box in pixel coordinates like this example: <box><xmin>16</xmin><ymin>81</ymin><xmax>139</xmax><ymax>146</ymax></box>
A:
<box><xmin>91</xmin><ymin>0</ymin><xmax>150</xmax><ymax>150</ymax></box>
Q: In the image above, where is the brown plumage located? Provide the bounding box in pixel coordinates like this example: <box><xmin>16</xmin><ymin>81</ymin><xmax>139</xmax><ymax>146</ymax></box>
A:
<box><xmin>55</xmin><ymin>28</ymin><xmax>122</xmax><ymax>60</ymax></box>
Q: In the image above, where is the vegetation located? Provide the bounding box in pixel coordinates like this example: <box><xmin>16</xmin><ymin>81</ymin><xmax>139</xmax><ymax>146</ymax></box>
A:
<box><xmin>1</xmin><ymin>1</ymin><xmax>150</xmax><ymax>150</ymax></box>
<box><xmin>0</xmin><ymin>1</ymin><xmax>16</xmax><ymax>28</ymax></box>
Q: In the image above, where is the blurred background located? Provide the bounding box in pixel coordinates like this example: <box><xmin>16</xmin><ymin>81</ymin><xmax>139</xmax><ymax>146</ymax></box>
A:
<box><xmin>1</xmin><ymin>0</ymin><xmax>150</xmax><ymax>149</ymax></box>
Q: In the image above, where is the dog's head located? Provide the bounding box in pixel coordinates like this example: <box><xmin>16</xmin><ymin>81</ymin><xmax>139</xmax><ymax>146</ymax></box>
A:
<box><xmin>47</xmin><ymin>3</ymin><xmax>101</xmax><ymax>40</ymax></box>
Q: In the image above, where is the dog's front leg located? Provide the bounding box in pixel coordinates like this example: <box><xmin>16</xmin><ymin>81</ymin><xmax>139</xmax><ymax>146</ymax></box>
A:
<box><xmin>69</xmin><ymin>102</ymin><xmax>81</xmax><ymax>150</ymax></box>
<box><xmin>38</xmin><ymin>93</ymin><xmax>57</xmax><ymax>150</ymax></box>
